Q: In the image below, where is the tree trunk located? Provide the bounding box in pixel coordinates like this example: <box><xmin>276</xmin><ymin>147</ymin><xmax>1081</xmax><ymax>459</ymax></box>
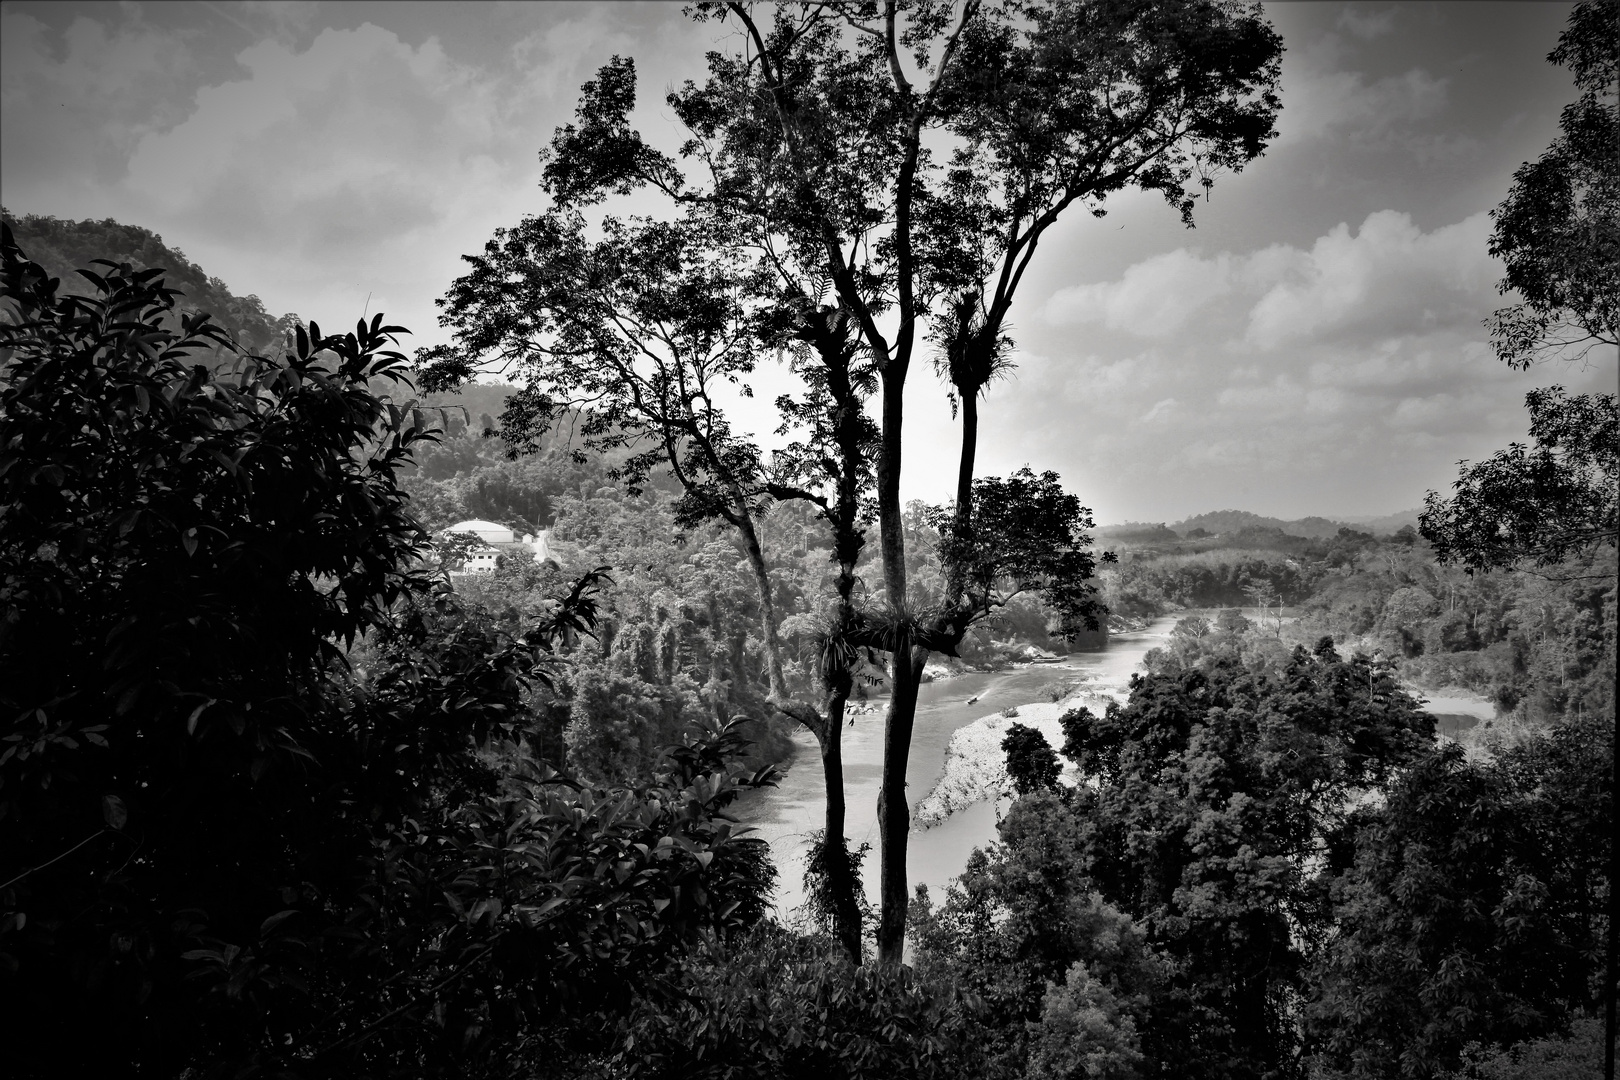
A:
<box><xmin>946</xmin><ymin>387</ymin><xmax>980</xmax><ymax>603</ymax></box>
<box><xmin>819</xmin><ymin>688</ymin><xmax>863</xmax><ymax>960</ymax></box>
<box><xmin>1605</xmin><ymin>583</ymin><xmax>1618</xmax><ymax>1080</ymax></box>
<box><xmin>735</xmin><ymin>509</ymin><xmax>787</xmax><ymax>701</ymax></box>
<box><xmin>876</xmin><ymin>639</ymin><xmax>927</xmax><ymax>963</ymax></box>
<box><xmin>955</xmin><ymin>386</ymin><xmax>978</xmax><ymax>524</ymax></box>
<box><xmin>870</xmin><ymin>347</ymin><xmax>919</xmax><ymax>964</ymax></box>
<box><xmin>878</xmin><ymin>366</ymin><xmax>909</xmax><ymax>608</ymax></box>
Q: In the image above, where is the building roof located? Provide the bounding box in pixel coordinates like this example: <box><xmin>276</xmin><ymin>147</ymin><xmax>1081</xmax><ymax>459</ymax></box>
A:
<box><xmin>446</xmin><ymin>519</ymin><xmax>515</xmax><ymax>544</ymax></box>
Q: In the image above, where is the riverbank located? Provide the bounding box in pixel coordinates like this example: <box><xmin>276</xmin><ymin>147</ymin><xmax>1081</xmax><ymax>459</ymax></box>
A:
<box><xmin>907</xmin><ymin>673</ymin><xmax>1506</xmax><ymax>838</ymax></box>
<box><xmin>912</xmin><ymin>689</ymin><xmax>1117</xmax><ymax>829</ymax></box>
<box><xmin>736</xmin><ymin>618</ymin><xmax>1182</xmax><ymax>922</ymax></box>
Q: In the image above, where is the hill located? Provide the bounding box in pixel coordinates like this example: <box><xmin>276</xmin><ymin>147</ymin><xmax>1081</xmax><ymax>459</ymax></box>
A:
<box><xmin>3</xmin><ymin>208</ymin><xmax>296</xmax><ymax>354</ymax></box>
<box><xmin>1339</xmin><ymin>508</ymin><xmax>1423</xmax><ymax>533</ymax></box>
<box><xmin>1167</xmin><ymin>510</ymin><xmax>1337</xmax><ymax>539</ymax></box>
<box><xmin>1162</xmin><ymin>509</ymin><xmax>1418</xmax><ymax>539</ymax></box>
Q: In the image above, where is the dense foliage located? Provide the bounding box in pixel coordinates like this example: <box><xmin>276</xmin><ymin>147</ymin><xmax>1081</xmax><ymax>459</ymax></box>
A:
<box><xmin>916</xmin><ymin>615</ymin><xmax>1611</xmax><ymax>1079</ymax></box>
<box><xmin>1101</xmin><ymin>523</ymin><xmax>1616</xmax><ymax>729</ymax></box>
<box><xmin>0</xmin><ymin>228</ymin><xmax>780</xmax><ymax>1077</ymax></box>
<box><xmin>1483</xmin><ymin>0</ymin><xmax>1618</xmax><ymax>369</ymax></box>
<box><xmin>1306</xmin><ymin>715</ymin><xmax>1612</xmax><ymax>1077</ymax></box>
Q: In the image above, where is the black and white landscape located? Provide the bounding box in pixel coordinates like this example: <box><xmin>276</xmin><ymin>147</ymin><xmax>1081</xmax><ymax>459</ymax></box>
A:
<box><xmin>2</xmin><ymin>3</ymin><xmax>1615</xmax><ymax>1078</ymax></box>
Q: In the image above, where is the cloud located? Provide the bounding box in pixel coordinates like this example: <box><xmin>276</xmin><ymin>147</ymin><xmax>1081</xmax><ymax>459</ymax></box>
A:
<box><xmin>234</xmin><ymin>2</ymin><xmax>320</xmax><ymax>43</ymax></box>
<box><xmin>961</xmin><ymin>207</ymin><xmax>1614</xmax><ymax>522</ymax></box>
<box><xmin>0</xmin><ymin>8</ymin><xmax>200</xmax><ymax>190</ymax></box>
<box><xmin>1281</xmin><ymin>65</ymin><xmax>1450</xmax><ymax>143</ymax></box>
<box><xmin>104</xmin><ymin>10</ymin><xmax>656</xmax><ymax>341</ymax></box>
<box><xmin>1039</xmin><ymin>211</ymin><xmax>1498</xmax><ymax>353</ymax></box>
<box><xmin>3</xmin><ymin>2</ymin><xmax>693</xmax><ymax>348</ymax></box>
<box><xmin>1275</xmin><ymin>18</ymin><xmax>1450</xmax><ymax>149</ymax></box>
<box><xmin>1336</xmin><ymin>7</ymin><xmax>1398</xmax><ymax>42</ymax></box>
<box><xmin>1244</xmin><ymin>210</ymin><xmax>1496</xmax><ymax>349</ymax></box>
<box><xmin>126</xmin><ymin>26</ymin><xmax>505</xmax><ymax>248</ymax></box>
<box><xmin>1141</xmin><ymin>397</ymin><xmax>1179</xmax><ymax>423</ymax></box>
<box><xmin>1042</xmin><ymin>249</ymin><xmax>1233</xmax><ymax>336</ymax></box>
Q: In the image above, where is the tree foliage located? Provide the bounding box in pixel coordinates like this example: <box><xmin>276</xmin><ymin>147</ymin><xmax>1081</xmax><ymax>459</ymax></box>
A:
<box><xmin>1421</xmin><ymin>387</ymin><xmax>1618</xmax><ymax>572</ymax></box>
<box><xmin>417</xmin><ymin>211</ymin><xmax>768</xmax><ymax>517</ymax></box>
<box><xmin>1485</xmin><ymin>0</ymin><xmax>1618</xmax><ymax>368</ymax></box>
<box><xmin>1305</xmin><ymin>717</ymin><xmax>1612</xmax><ymax>1078</ymax></box>
<box><xmin>613</xmin><ymin>923</ymin><xmax>985</xmax><ymax>1079</ymax></box>
<box><xmin>923</xmin><ymin>467</ymin><xmax>1113</xmax><ymax>647</ymax></box>
<box><xmin>0</xmin><ymin>227</ymin><xmax>779</xmax><ymax>1078</ymax></box>
<box><xmin>1002</xmin><ymin>722</ymin><xmax>1062</xmax><ymax>796</ymax></box>
<box><xmin>540</xmin><ymin>0</ymin><xmax>1284</xmax><ymax>959</ymax></box>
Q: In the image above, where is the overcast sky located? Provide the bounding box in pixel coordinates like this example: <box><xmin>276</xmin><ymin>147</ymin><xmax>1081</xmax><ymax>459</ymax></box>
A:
<box><xmin>3</xmin><ymin>1</ymin><xmax>1613</xmax><ymax>524</ymax></box>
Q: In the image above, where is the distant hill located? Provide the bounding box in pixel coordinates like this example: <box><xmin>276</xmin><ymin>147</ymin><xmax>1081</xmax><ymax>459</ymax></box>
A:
<box><xmin>3</xmin><ymin>208</ymin><xmax>296</xmax><ymax>354</ymax></box>
<box><xmin>1339</xmin><ymin>508</ymin><xmax>1423</xmax><ymax>534</ymax></box>
<box><xmin>1096</xmin><ymin>522</ymin><xmax>1182</xmax><ymax>542</ymax></box>
<box><xmin>1168</xmin><ymin>510</ymin><xmax>1333</xmax><ymax>539</ymax></box>
<box><xmin>1155</xmin><ymin>508</ymin><xmax>1419</xmax><ymax>539</ymax></box>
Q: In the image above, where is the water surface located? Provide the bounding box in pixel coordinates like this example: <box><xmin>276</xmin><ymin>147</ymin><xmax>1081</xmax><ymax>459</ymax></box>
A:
<box><xmin>735</xmin><ymin>619</ymin><xmax>1178</xmax><ymax>922</ymax></box>
<box><xmin>735</xmin><ymin>616</ymin><xmax>1498</xmax><ymax>923</ymax></box>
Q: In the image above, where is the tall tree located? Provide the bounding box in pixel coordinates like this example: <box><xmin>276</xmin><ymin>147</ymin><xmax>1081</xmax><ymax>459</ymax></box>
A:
<box><xmin>764</xmin><ymin>301</ymin><xmax>883</xmax><ymax>959</ymax></box>
<box><xmin>544</xmin><ymin>0</ymin><xmax>1283</xmax><ymax>961</ymax></box>
<box><xmin>1421</xmin><ymin>386</ymin><xmax>1617</xmax><ymax>572</ymax></box>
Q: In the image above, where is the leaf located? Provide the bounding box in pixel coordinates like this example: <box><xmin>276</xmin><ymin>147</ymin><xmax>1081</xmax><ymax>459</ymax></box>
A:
<box><xmin>259</xmin><ymin>909</ymin><xmax>299</xmax><ymax>937</ymax></box>
<box><xmin>102</xmin><ymin>794</ymin><xmax>128</xmax><ymax>831</ymax></box>
<box><xmin>185</xmin><ymin>698</ymin><xmax>215</xmax><ymax>736</ymax></box>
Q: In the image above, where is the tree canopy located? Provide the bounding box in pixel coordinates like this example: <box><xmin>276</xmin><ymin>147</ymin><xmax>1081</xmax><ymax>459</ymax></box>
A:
<box><xmin>535</xmin><ymin>0</ymin><xmax>1283</xmax><ymax>962</ymax></box>
<box><xmin>1485</xmin><ymin>0</ymin><xmax>1618</xmax><ymax>369</ymax></box>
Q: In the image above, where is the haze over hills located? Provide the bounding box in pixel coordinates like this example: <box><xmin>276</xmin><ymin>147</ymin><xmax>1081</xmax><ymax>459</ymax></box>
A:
<box><xmin>1100</xmin><ymin>507</ymin><xmax>1422</xmax><ymax>541</ymax></box>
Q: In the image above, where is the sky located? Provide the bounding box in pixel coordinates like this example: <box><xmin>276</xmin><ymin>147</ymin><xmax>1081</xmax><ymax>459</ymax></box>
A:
<box><xmin>2</xmin><ymin>0</ymin><xmax>1614</xmax><ymax>525</ymax></box>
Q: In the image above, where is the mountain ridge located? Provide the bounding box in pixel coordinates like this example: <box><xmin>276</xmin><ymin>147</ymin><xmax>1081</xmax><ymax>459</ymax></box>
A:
<box><xmin>1099</xmin><ymin>507</ymin><xmax>1422</xmax><ymax>540</ymax></box>
<box><xmin>2</xmin><ymin>208</ymin><xmax>296</xmax><ymax>355</ymax></box>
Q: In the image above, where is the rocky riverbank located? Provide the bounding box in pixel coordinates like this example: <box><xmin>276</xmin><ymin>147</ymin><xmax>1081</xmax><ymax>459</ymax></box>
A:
<box><xmin>912</xmin><ymin>683</ymin><xmax>1123</xmax><ymax>829</ymax></box>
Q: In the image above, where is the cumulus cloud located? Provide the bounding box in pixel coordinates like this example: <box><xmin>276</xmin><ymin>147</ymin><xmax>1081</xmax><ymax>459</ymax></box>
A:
<box><xmin>126</xmin><ymin>26</ymin><xmax>501</xmax><ymax>246</ymax></box>
<box><xmin>1042</xmin><ymin>249</ymin><xmax>1233</xmax><ymax>336</ymax></box>
<box><xmin>1243</xmin><ymin>210</ymin><xmax>1496</xmax><ymax>349</ymax></box>
<box><xmin>1275</xmin><ymin>18</ymin><xmax>1450</xmax><ymax>150</ymax></box>
<box><xmin>978</xmin><ymin>207</ymin><xmax>1612</xmax><ymax>521</ymax></box>
<box><xmin>1040</xmin><ymin>211</ymin><xmax>1497</xmax><ymax>351</ymax></box>
<box><xmin>3</xmin><ymin>4</ymin><xmax>690</xmax><ymax>346</ymax></box>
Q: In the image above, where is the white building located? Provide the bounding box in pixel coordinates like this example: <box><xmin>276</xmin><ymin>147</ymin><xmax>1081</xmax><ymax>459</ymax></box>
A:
<box><xmin>444</xmin><ymin>519</ymin><xmax>559</xmax><ymax>574</ymax></box>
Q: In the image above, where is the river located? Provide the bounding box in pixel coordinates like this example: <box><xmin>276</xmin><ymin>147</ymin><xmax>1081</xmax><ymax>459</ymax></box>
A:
<box><xmin>733</xmin><ymin>615</ymin><xmax>1501</xmax><ymax>924</ymax></box>
<box><xmin>732</xmin><ymin>617</ymin><xmax>1180</xmax><ymax>923</ymax></box>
